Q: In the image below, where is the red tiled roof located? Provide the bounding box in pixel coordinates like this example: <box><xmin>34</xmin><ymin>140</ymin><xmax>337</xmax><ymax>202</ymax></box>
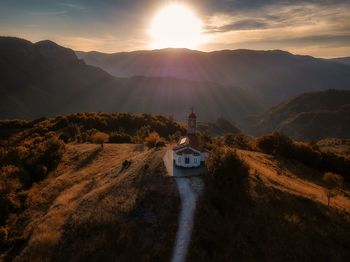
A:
<box><xmin>176</xmin><ymin>148</ymin><xmax>200</xmax><ymax>155</ymax></box>
<box><xmin>173</xmin><ymin>134</ymin><xmax>203</xmax><ymax>151</ymax></box>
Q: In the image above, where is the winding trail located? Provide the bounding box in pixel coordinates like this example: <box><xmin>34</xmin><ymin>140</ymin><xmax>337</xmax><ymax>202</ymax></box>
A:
<box><xmin>163</xmin><ymin>149</ymin><xmax>205</xmax><ymax>262</ymax></box>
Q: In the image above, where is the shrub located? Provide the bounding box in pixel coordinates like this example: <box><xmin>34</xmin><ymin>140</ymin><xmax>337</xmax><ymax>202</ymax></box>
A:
<box><xmin>155</xmin><ymin>140</ymin><xmax>166</xmax><ymax>148</ymax></box>
<box><xmin>323</xmin><ymin>172</ymin><xmax>343</xmax><ymax>206</ymax></box>
<box><xmin>256</xmin><ymin>133</ymin><xmax>350</xmax><ymax>182</ymax></box>
<box><xmin>135</xmin><ymin>125</ymin><xmax>151</xmax><ymax>143</ymax></box>
<box><xmin>256</xmin><ymin>133</ymin><xmax>321</xmax><ymax>166</ymax></box>
<box><xmin>291</xmin><ymin>142</ymin><xmax>322</xmax><ymax>167</ymax></box>
<box><xmin>144</xmin><ymin>132</ymin><xmax>165</xmax><ymax>148</ymax></box>
<box><xmin>42</xmin><ymin>137</ymin><xmax>66</xmax><ymax>170</ymax></box>
<box><xmin>256</xmin><ymin>134</ymin><xmax>276</xmax><ymax>154</ymax></box>
<box><xmin>224</xmin><ymin>133</ymin><xmax>251</xmax><ymax>149</ymax></box>
<box><xmin>206</xmin><ymin>146</ymin><xmax>249</xmax><ymax>195</ymax></box>
<box><xmin>109</xmin><ymin>132</ymin><xmax>132</xmax><ymax>144</ymax></box>
<box><xmin>321</xmin><ymin>152</ymin><xmax>350</xmax><ymax>180</ymax></box>
<box><xmin>91</xmin><ymin>132</ymin><xmax>109</xmax><ymax>148</ymax></box>
<box><xmin>66</xmin><ymin>124</ymin><xmax>80</xmax><ymax>142</ymax></box>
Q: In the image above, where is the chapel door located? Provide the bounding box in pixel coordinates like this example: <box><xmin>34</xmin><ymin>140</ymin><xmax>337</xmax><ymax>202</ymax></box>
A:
<box><xmin>185</xmin><ymin>157</ymin><xmax>190</xmax><ymax>164</ymax></box>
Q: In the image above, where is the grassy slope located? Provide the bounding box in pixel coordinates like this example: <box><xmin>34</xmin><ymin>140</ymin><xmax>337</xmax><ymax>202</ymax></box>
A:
<box><xmin>3</xmin><ymin>142</ymin><xmax>350</xmax><ymax>261</ymax></box>
<box><xmin>3</xmin><ymin>144</ymin><xmax>179</xmax><ymax>262</ymax></box>
<box><xmin>189</xmin><ymin>149</ymin><xmax>350</xmax><ymax>261</ymax></box>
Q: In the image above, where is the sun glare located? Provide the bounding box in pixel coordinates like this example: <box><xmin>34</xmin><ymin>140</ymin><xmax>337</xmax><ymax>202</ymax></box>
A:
<box><xmin>149</xmin><ymin>3</ymin><xmax>203</xmax><ymax>49</ymax></box>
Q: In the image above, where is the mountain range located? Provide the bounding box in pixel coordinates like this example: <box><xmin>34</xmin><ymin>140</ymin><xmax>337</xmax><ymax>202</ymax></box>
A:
<box><xmin>77</xmin><ymin>48</ymin><xmax>350</xmax><ymax>107</ymax></box>
<box><xmin>0</xmin><ymin>37</ymin><xmax>261</xmax><ymax>122</ymax></box>
<box><xmin>2</xmin><ymin>36</ymin><xmax>350</xmax><ymax>140</ymax></box>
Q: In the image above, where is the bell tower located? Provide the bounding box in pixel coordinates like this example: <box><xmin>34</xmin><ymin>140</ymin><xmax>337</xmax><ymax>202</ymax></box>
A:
<box><xmin>187</xmin><ymin>107</ymin><xmax>197</xmax><ymax>135</ymax></box>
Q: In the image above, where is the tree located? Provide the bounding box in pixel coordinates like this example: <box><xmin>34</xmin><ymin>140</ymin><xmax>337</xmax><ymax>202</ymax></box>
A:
<box><xmin>206</xmin><ymin>146</ymin><xmax>248</xmax><ymax>196</ymax></box>
<box><xmin>91</xmin><ymin>132</ymin><xmax>109</xmax><ymax>148</ymax></box>
<box><xmin>323</xmin><ymin>172</ymin><xmax>343</xmax><ymax>207</ymax></box>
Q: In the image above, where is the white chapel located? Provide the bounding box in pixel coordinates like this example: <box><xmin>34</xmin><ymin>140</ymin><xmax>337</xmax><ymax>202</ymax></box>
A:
<box><xmin>173</xmin><ymin>109</ymin><xmax>209</xmax><ymax>168</ymax></box>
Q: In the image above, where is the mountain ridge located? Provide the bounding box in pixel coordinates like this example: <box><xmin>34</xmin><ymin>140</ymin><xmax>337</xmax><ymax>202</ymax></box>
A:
<box><xmin>77</xmin><ymin>48</ymin><xmax>350</xmax><ymax>106</ymax></box>
<box><xmin>253</xmin><ymin>89</ymin><xmax>350</xmax><ymax>140</ymax></box>
<box><xmin>0</xmin><ymin>37</ymin><xmax>262</xmax><ymax>123</ymax></box>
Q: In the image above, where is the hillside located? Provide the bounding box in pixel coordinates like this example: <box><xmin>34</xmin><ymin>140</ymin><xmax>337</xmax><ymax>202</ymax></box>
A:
<box><xmin>0</xmin><ymin>37</ymin><xmax>261</xmax><ymax>123</ymax></box>
<box><xmin>1</xmin><ymin>114</ymin><xmax>350</xmax><ymax>260</ymax></box>
<box><xmin>189</xmin><ymin>148</ymin><xmax>350</xmax><ymax>261</ymax></box>
<box><xmin>252</xmin><ymin>89</ymin><xmax>350</xmax><ymax>140</ymax></box>
<box><xmin>1</xmin><ymin>144</ymin><xmax>180</xmax><ymax>261</ymax></box>
<box><xmin>0</xmin><ymin>37</ymin><xmax>122</xmax><ymax>119</ymax></box>
<box><xmin>77</xmin><ymin>48</ymin><xmax>350</xmax><ymax>106</ymax></box>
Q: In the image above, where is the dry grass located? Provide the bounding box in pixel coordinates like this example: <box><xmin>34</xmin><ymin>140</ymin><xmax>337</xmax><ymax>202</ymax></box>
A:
<box><xmin>237</xmin><ymin>149</ymin><xmax>350</xmax><ymax>213</ymax></box>
<box><xmin>188</xmin><ymin>148</ymin><xmax>350</xmax><ymax>261</ymax></box>
<box><xmin>3</xmin><ymin>144</ymin><xmax>180</xmax><ymax>261</ymax></box>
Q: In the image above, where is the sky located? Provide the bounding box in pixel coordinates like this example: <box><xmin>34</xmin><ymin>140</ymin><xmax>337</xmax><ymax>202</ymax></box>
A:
<box><xmin>0</xmin><ymin>0</ymin><xmax>350</xmax><ymax>57</ymax></box>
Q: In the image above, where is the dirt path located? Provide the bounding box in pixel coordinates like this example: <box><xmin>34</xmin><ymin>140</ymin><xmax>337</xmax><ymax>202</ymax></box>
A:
<box><xmin>163</xmin><ymin>148</ymin><xmax>205</xmax><ymax>262</ymax></box>
<box><xmin>171</xmin><ymin>177</ymin><xmax>204</xmax><ymax>262</ymax></box>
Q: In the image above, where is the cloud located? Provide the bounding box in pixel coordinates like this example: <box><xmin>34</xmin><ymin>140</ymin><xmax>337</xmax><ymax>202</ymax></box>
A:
<box><xmin>197</xmin><ymin>0</ymin><xmax>350</xmax><ymax>56</ymax></box>
<box><xmin>1</xmin><ymin>0</ymin><xmax>350</xmax><ymax>56</ymax></box>
<box><xmin>205</xmin><ymin>19</ymin><xmax>269</xmax><ymax>33</ymax></box>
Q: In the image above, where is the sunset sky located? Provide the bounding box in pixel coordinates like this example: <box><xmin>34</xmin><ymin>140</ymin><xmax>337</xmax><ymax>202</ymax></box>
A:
<box><xmin>1</xmin><ymin>0</ymin><xmax>349</xmax><ymax>58</ymax></box>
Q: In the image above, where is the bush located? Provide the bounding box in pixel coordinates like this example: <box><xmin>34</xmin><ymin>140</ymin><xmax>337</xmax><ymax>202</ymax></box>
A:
<box><xmin>91</xmin><ymin>132</ymin><xmax>109</xmax><ymax>148</ymax></box>
<box><xmin>66</xmin><ymin>124</ymin><xmax>80</xmax><ymax>142</ymax></box>
<box><xmin>323</xmin><ymin>172</ymin><xmax>343</xmax><ymax>206</ymax></box>
<box><xmin>256</xmin><ymin>132</ymin><xmax>350</xmax><ymax>182</ymax></box>
<box><xmin>256</xmin><ymin>134</ymin><xmax>276</xmax><ymax>154</ymax></box>
<box><xmin>155</xmin><ymin>140</ymin><xmax>166</xmax><ymax>148</ymax></box>
<box><xmin>206</xmin><ymin>146</ymin><xmax>249</xmax><ymax>195</ymax></box>
<box><xmin>321</xmin><ymin>152</ymin><xmax>350</xmax><ymax>181</ymax></box>
<box><xmin>291</xmin><ymin>142</ymin><xmax>322</xmax><ymax>167</ymax></box>
<box><xmin>41</xmin><ymin>137</ymin><xmax>66</xmax><ymax>170</ymax></box>
<box><xmin>224</xmin><ymin>133</ymin><xmax>251</xmax><ymax>149</ymax></box>
<box><xmin>109</xmin><ymin>132</ymin><xmax>132</xmax><ymax>144</ymax></box>
<box><xmin>144</xmin><ymin>132</ymin><xmax>165</xmax><ymax>148</ymax></box>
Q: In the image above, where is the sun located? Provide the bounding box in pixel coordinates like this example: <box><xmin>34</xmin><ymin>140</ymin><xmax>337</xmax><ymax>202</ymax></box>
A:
<box><xmin>149</xmin><ymin>3</ymin><xmax>203</xmax><ymax>49</ymax></box>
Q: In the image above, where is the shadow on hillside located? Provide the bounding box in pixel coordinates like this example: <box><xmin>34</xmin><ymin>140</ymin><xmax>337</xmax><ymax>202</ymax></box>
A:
<box><xmin>189</xmin><ymin>176</ymin><xmax>350</xmax><ymax>261</ymax></box>
<box><xmin>74</xmin><ymin>146</ymin><xmax>102</xmax><ymax>171</ymax></box>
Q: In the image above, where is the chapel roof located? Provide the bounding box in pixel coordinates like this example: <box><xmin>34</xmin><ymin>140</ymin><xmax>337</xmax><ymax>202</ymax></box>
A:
<box><xmin>173</xmin><ymin>134</ymin><xmax>202</xmax><ymax>152</ymax></box>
